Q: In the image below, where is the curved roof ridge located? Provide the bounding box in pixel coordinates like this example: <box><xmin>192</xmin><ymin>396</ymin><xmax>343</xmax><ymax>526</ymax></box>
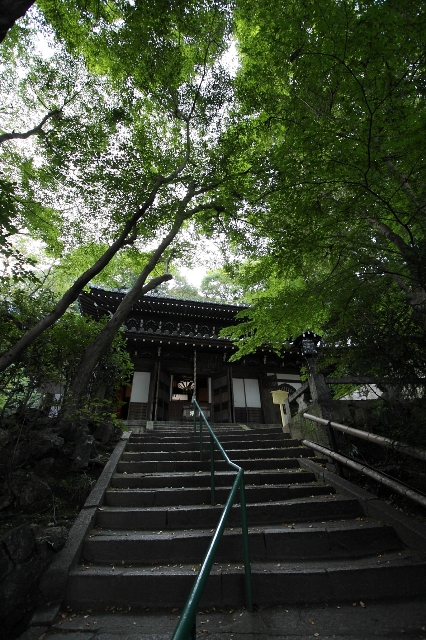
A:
<box><xmin>89</xmin><ymin>285</ymin><xmax>249</xmax><ymax>308</ymax></box>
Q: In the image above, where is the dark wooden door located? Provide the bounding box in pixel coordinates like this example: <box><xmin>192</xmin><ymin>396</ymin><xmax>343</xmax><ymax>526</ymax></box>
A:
<box><xmin>155</xmin><ymin>366</ymin><xmax>171</xmax><ymax>421</ymax></box>
<box><xmin>211</xmin><ymin>369</ymin><xmax>231</xmax><ymax>423</ymax></box>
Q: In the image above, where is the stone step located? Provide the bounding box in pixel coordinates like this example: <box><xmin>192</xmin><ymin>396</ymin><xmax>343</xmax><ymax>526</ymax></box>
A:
<box><xmin>82</xmin><ymin>520</ymin><xmax>402</xmax><ymax>565</ymax></box>
<box><xmin>117</xmin><ymin>447</ymin><xmax>312</xmax><ymax>468</ymax></box>
<box><xmin>131</xmin><ymin>424</ymin><xmax>285</xmax><ymax>435</ymax></box>
<box><xmin>147</xmin><ymin>422</ymin><xmax>283</xmax><ymax>429</ymax></box>
<box><xmin>67</xmin><ymin>550</ymin><xmax>426</xmax><ymax>609</ymax></box>
<box><xmin>124</xmin><ymin>438</ymin><xmax>301</xmax><ymax>453</ymax></box>
<box><xmin>103</xmin><ymin>483</ymin><xmax>333</xmax><ymax>508</ymax></box>
<box><xmin>128</xmin><ymin>432</ymin><xmax>292</xmax><ymax>443</ymax></box>
<box><xmin>111</xmin><ymin>469</ymin><xmax>317</xmax><ymax>489</ymax></box>
<box><xmin>112</xmin><ymin>457</ymin><xmax>328</xmax><ymax>474</ymax></box>
<box><xmin>95</xmin><ymin>495</ymin><xmax>364</xmax><ymax>530</ymax></box>
<box><xmin>62</xmin><ymin>426</ymin><xmax>426</xmax><ymax>616</ymax></box>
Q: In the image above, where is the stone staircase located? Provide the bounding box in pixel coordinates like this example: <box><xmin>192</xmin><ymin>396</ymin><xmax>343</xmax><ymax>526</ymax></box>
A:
<box><xmin>65</xmin><ymin>424</ymin><xmax>426</xmax><ymax>611</ymax></box>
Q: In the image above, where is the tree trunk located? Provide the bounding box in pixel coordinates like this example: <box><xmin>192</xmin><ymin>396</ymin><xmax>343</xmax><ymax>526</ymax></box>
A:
<box><xmin>0</xmin><ymin>177</ymin><xmax>164</xmax><ymax>373</ymax></box>
<box><xmin>58</xmin><ymin>207</ymin><xmax>191</xmax><ymax>438</ymax></box>
<box><xmin>59</xmin><ymin>272</ymin><xmax>173</xmax><ymax>439</ymax></box>
<box><xmin>58</xmin><ymin>187</ymin><xmax>226</xmax><ymax>438</ymax></box>
<box><xmin>0</xmin><ymin>0</ymin><xmax>35</xmax><ymax>42</ymax></box>
<box><xmin>71</xmin><ymin>272</ymin><xmax>172</xmax><ymax>401</ymax></box>
<box><xmin>366</xmin><ymin>215</ymin><xmax>426</xmax><ymax>329</ymax></box>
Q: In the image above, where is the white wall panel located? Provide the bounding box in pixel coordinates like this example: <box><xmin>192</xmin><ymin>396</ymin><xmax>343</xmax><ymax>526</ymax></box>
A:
<box><xmin>233</xmin><ymin>378</ymin><xmax>261</xmax><ymax>408</ymax></box>
<box><xmin>232</xmin><ymin>378</ymin><xmax>246</xmax><ymax>407</ymax></box>
<box><xmin>130</xmin><ymin>371</ymin><xmax>151</xmax><ymax>403</ymax></box>
<box><xmin>244</xmin><ymin>378</ymin><xmax>261</xmax><ymax>408</ymax></box>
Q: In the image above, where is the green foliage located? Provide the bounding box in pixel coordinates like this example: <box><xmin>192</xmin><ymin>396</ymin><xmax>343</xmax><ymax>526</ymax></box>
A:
<box><xmin>156</xmin><ymin>273</ymin><xmax>202</xmax><ymax>300</ymax></box>
<box><xmin>368</xmin><ymin>398</ymin><xmax>426</xmax><ymax>449</ymax></box>
<box><xmin>0</xmin><ymin>2</ymin><xmax>252</xmax><ymax>387</ymax></box>
<box><xmin>0</xmin><ymin>176</ymin><xmax>18</xmax><ymax>235</ymax></box>
<box><xmin>59</xmin><ymin>471</ymin><xmax>94</xmax><ymax>502</ymax></box>
<box><xmin>319</xmin><ymin>277</ymin><xmax>426</xmax><ymax>387</ymax></box>
<box><xmin>38</xmin><ymin>0</ymin><xmax>234</xmax><ymax>92</ymax></box>
<box><xmin>0</xmin><ymin>283</ymin><xmax>132</xmax><ymax>420</ymax></box>
<box><xmin>0</xmin><ymin>2</ymin><xmax>241</xmax><ymax>268</ymax></box>
<box><xmin>225</xmin><ymin>0</ymin><xmax>426</xmax><ymax>386</ymax></box>
<box><xmin>48</xmin><ymin>244</ymin><xmax>159</xmax><ymax>294</ymax></box>
<box><xmin>5</xmin><ymin>0</ymin><xmax>425</xmax><ymax>403</ymax></box>
<box><xmin>0</xmin><ymin>177</ymin><xmax>34</xmax><ymax>285</ymax></box>
<box><xmin>200</xmin><ymin>268</ymin><xmax>245</xmax><ymax>303</ymax></box>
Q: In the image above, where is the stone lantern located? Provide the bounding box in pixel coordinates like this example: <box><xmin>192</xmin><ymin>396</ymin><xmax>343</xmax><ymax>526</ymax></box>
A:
<box><xmin>293</xmin><ymin>330</ymin><xmax>322</xmax><ymax>374</ymax></box>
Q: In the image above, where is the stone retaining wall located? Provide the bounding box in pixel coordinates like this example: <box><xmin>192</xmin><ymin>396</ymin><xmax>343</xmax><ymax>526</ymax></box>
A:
<box><xmin>0</xmin><ymin>523</ymin><xmax>67</xmax><ymax>638</ymax></box>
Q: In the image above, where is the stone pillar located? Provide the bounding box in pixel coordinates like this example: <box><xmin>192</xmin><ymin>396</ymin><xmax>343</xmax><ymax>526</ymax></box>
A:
<box><xmin>309</xmin><ymin>374</ymin><xmax>336</xmax><ymax>447</ymax></box>
<box><xmin>309</xmin><ymin>374</ymin><xmax>332</xmax><ymax>404</ymax></box>
<box><xmin>289</xmin><ymin>374</ymin><xmax>334</xmax><ymax>446</ymax></box>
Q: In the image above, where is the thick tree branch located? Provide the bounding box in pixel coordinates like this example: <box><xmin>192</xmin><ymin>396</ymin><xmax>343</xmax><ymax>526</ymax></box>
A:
<box><xmin>141</xmin><ymin>273</ymin><xmax>173</xmax><ymax>293</ymax></box>
<box><xmin>0</xmin><ymin>109</ymin><xmax>61</xmax><ymax>144</ymax></box>
<box><xmin>364</xmin><ymin>215</ymin><xmax>412</xmax><ymax>258</ymax></box>
<box><xmin>343</xmin><ymin>229</ymin><xmax>426</xmax><ymax>322</ymax></box>
<box><xmin>122</xmin><ymin>225</ymin><xmax>137</xmax><ymax>246</ymax></box>
<box><xmin>0</xmin><ymin>175</ymin><xmax>165</xmax><ymax>372</ymax></box>
<box><xmin>384</xmin><ymin>156</ymin><xmax>426</xmax><ymax>221</ymax></box>
<box><xmin>186</xmin><ymin>201</ymin><xmax>225</xmax><ymax>215</ymax></box>
<box><xmin>61</xmin><ymin>181</ymin><xmax>227</xmax><ymax>417</ymax></box>
<box><xmin>390</xmin><ymin>272</ymin><xmax>411</xmax><ymax>295</ymax></box>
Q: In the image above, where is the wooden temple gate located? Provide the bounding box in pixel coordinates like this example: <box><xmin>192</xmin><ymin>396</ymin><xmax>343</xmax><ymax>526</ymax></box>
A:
<box><xmin>79</xmin><ymin>287</ymin><xmax>303</xmax><ymax>424</ymax></box>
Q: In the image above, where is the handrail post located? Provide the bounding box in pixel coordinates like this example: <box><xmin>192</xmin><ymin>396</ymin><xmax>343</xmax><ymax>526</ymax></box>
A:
<box><xmin>239</xmin><ymin>473</ymin><xmax>253</xmax><ymax>612</ymax></box>
<box><xmin>210</xmin><ymin>433</ymin><xmax>215</xmax><ymax>506</ymax></box>
<box><xmin>193</xmin><ymin>401</ymin><xmax>197</xmax><ymax>435</ymax></box>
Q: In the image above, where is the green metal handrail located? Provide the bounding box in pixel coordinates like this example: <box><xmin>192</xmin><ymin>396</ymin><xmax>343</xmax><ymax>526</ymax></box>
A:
<box><xmin>171</xmin><ymin>399</ymin><xmax>253</xmax><ymax>640</ymax></box>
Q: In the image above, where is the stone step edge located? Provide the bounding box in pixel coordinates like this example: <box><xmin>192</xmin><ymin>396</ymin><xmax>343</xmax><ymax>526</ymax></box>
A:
<box><xmin>113</xmin><ymin>469</ymin><xmax>313</xmax><ymax>478</ymax></box>
<box><xmin>96</xmin><ymin>494</ymin><xmax>360</xmax><ymax>513</ymax></box>
<box><xmin>124</xmin><ymin>440</ymin><xmax>302</xmax><ymax>448</ymax></box>
<box><xmin>110</xmin><ymin>474</ymin><xmax>317</xmax><ymax>486</ymax></box>
<box><xmin>112</xmin><ymin>457</ymin><xmax>329</xmax><ymax>470</ymax></box>
<box><xmin>86</xmin><ymin>519</ymin><xmax>386</xmax><ymax>536</ymax></box>
<box><xmin>122</xmin><ymin>448</ymin><xmax>310</xmax><ymax>454</ymax></box>
<box><xmin>126</xmin><ymin>422</ymin><xmax>284</xmax><ymax>427</ymax></box>
<box><xmin>118</xmin><ymin>449</ymin><xmax>315</xmax><ymax>460</ymax></box>
<box><xmin>99</xmin><ymin>491</ymin><xmax>358</xmax><ymax>511</ymax></box>
<box><xmin>105</xmin><ymin>483</ymin><xmax>332</xmax><ymax>494</ymax></box>
<box><xmin>299</xmin><ymin>458</ymin><xmax>426</xmax><ymax>554</ymax></box>
<box><xmin>65</xmin><ymin>559</ymin><xmax>426</xmax><ymax>608</ymax></box>
<box><xmin>70</xmin><ymin>550</ymin><xmax>426</xmax><ymax>575</ymax></box>
<box><xmin>120</xmin><ymin>456</ymin><xmax>328</xmax><ymax>462</ymax></box>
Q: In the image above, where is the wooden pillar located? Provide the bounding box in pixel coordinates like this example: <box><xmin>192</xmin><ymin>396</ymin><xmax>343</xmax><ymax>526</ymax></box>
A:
<box><xmin>154</xmin><ymin>361</ymin><xmax>161</xmax><ymax>421</ymax></box>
